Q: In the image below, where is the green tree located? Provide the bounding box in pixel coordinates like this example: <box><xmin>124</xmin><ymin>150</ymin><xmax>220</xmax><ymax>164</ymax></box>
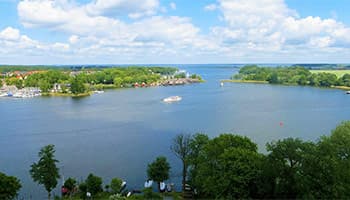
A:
<box><xmin>70</xmin><ymin>77</ymin><xmax>86</xmax><ymax>94</ymax></box>
<box><xmin>147</xmin><ymin>156</ymin><xmax>171</xmax><ymax>192</ymax></box>
<box><xmin>78</xmin><ymin>182</ymin><xmax>87</xmax><ymax>199</ymax></box>
<box><xmin>113</xmin><ymin>77</ymin><xmax>123</xmax><ymax>87</ymax></box>
<box><xmin>64</xmin><ymin>177</ymin><xmax>77</xmax><ymax>196</ymax></box>
<box><xmin>193</xmin><ymin>134</ymin><xmax>261</xmax><ymax>198</ymax></box>
<box><xmin>38</xmin><ymin>80</ymin><xmax>51</xmax><ymax>93</ymax></box>
<box><xmin>85</xmin><ymin>173</ymin><xmax>103</xmax><ymax>195</ymax></box>
<box><xmin>188</xmin><ymin>133</ymin><xmax>209</xmax><ymax>188</ymax></box>
<box><xmin>314</xmin><ymin>121</ymin><xmax>350</xmax><ymax>198</ymax></box>
<box><xmin>266</xmin><ymin>138</ymin><xmax>315</xmax><ymax>198</ymax></box>
<box><xmin>170</xmin><ymin>134</ymin><xmax>192</xmax><ymax>192</ymax></box>
<box><xmin>110</xmin><ymin>178</ymin><xmax>123</xmax><ymax>194</ymax></box>
<box><xmin>0</xmin><ymin>172</ymin><xmax>22</xmax><ymax>200</ymax></box>
<box><xmin>30</xmin><ymin>144</ymin><xmax>60</xmax><ymax>200</ymax></box>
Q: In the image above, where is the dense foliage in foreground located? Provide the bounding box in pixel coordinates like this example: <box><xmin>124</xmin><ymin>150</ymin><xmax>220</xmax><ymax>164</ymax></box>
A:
<box><xmin>174</xmin><ymin>122</ymin><xmax>350</xmax><ymax>199</ymax></box>
<box><xmin>233</xmin><ymin>65</ymin><xmax>350</xmax><ymax>87</ymax></box>
<box><xmin>2</xmin><ymin>121</ymin><xmax>350</xmax><ymax>199</ymax></box>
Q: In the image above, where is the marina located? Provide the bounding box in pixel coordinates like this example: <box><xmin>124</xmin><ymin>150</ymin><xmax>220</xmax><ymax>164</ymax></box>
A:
<box><xmin>0</xmin><ymin>86</ymin><xmax>41</xmax><ymax>98</ymax></box>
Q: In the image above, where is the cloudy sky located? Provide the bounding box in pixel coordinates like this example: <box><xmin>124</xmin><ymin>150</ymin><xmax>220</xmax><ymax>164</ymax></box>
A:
<box><xmin>1</xmin><ymin>0</ymin><xmax>350</xmax><ymax>64</ymax></box>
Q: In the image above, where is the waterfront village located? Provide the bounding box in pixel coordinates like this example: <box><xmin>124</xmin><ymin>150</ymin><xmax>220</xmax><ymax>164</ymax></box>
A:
<box><xmin>0</xmin><ymin>67</ymin><xmax>203</xmax><ymax>98</ymax></box>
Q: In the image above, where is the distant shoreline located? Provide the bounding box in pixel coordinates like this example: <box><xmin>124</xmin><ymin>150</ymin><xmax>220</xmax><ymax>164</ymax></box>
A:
<box><xmin>221</xmin><ymin>79</ymin><xmax>350</xmax><ymax>91</ymax></box>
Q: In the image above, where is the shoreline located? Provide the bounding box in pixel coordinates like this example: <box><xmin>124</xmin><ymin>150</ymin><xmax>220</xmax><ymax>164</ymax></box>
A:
<box><xmin>221</xmin><ymin>79</ymin><xmax>269</xmax><ymax>84</ymax></box>
<box><xmin>222</xmin><ymin>79</ymin><xmax>350</xmax><ymax>91</ymax></box>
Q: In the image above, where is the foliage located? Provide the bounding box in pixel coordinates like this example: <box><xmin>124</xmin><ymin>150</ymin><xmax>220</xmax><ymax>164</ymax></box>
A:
<box><xmin>191</xmin><ymin>134</ymin><xmax>261</xmax><ymax>198</ymax></box>
<box><xmin>266</xmin><ymin>138</ymin><xmax>316</xmax><ymax>198</ymax></box>
<box><xmin>78</xmin><ymin>182</ymin><xmax>88</xmax><ymax>199</ymax></box>
<box><xmin>170</xmin><ymin>134</ymin><xmax>192</xmax><ymax>192</ymax></box>
<box><xmin>109</xmin><ymin>193</ymin><xmax>126</xmax><ymax>200</ymax></box>
<box><xmin>188</xmin><ymin>133</ymin><xmax>210</xmax><ymax>187</ymax></box>
<box><xmin>0</xmin><ymin>172</ymin><xmax>22</xmax><ymax>200</ymax></box>
<box><xmin>5</xmin><ymin>77</ymin><xmax>23</xmax><ymax>89</ymax></box>
<box><xmin>70</xmin><ymin>76</ymin><xmax>86</xmax><ymax>94</ymax></box>
<box><xmin>142</xmin><ymin>187</ymin><xmax>162</xmax><ymax>199</ymax></box>
<box><xmin>64</xmin><ymin>177</ymin><xmax>77</xmax><ymax>194</ymax></box>
<box><xmin>174</xmin><ymin>72</ymin><xmax>186</xmax><ymax>79</ymax></box>
<box><xmin>30</xmin><ymin>144</ymin><xmax>60</xmax><ymax>200</ymax></box>
<box><xmin>110</xmin><ymin>178</ymin><xmax>123</xmax><ymax>194</ymax></box>
<box><xmin>85</xmin><ymin>173</ymin><xmax>103</xmax><ymax>195</ymax></box>
<box><xmin>233</xmin><ymin>65</ymin><xmax>350</xmax><ymax>88</ymax></box>
<box><xmin>147</xmin><ymin>156</ymin><xmax>170</xmax><ymax>191</ymax></box>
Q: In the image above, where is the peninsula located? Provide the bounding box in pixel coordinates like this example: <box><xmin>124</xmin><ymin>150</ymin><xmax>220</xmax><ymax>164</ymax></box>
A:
<box><xmin>0</xmin><ymin>66</ymin><xmax>203</xmax><ymax>98</ymax></box>
<box><xmin>226</xmin><ymin>65</ymin><xmax>350</xmax><ymax>91</ymax></box>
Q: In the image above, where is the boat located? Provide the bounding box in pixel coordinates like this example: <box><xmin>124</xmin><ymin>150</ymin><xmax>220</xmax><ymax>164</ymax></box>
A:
<box><xmin>220</xmin><ymin>82</ymin><xmax>224</xmax><ymax>87</ymax></box>
<box><xmin>160</xmin><ymin>182</ymin><xmax>166</xmax><ymax>193</ymax></box>
<box><xmin>163</xmin><ymin>96</ymin><xmax>182</xmax><ymax>103</ymax></box>
<box><xmin>347</xmin><ymin>91</ymin><xmax>350</xmax><ymax>94</ymax></box>
<box><xmin>93</xmin><ymin>90</ymin><xmax>105</xmax><ymax>94</ymax></box>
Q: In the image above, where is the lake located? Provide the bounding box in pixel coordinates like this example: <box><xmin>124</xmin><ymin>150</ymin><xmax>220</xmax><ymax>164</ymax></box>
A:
<box><xmin>1</xmin><ymin>64</ymin><xmax>350</xmax><ymax>199</ymax></box>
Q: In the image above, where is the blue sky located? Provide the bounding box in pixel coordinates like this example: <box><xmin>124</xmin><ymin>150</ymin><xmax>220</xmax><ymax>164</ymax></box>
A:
<box><xmin>0</xmin><ymin>0</ymin><xmax>350</xmax><ymax>64</ymax></box>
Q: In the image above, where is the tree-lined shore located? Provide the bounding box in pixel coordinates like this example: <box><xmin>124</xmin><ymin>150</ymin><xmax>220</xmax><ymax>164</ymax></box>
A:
<box><xmin>0</xmin><ymin>66</ymin><xmax>202</xmax><ymax>97</ymax></box>
<box><xmin>2</xmin><ymin>121</ymin><xmax>350</xmax><ymax>199</ymax></box>
<box><xmin>231</xmin><ymin>65</ymin><xmax>350</xmax><ymax>90</ymax></box>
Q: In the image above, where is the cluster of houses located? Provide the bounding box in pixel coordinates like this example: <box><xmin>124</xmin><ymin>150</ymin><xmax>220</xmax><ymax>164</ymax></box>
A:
<box><xmin>1</xmin><ymin>70</ymin><xmax>42</xmax><ymax>80</ymax></box>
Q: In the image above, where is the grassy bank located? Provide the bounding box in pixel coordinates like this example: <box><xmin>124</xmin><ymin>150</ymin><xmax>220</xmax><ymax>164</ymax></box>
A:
<box><xmin>332</xmin><ymin>85</ymin><xmax>350</xmax><ymax>90</ymax></box>
<box><xmin>42</xmin><ymin>92</ymin><xmax>92</xmax><ymax>97</ymax></box>
<box><xmin>222</xmin><ymin>79</ymin><xmax>269</xmax><ymax>84</ymax></box>
<box><xmin>310</xmin><ymin>70</ymin><xmax>350</xmax><ymax>78</ymax></box>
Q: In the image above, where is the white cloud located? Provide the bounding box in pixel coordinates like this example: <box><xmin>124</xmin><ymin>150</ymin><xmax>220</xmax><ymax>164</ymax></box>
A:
<box><xmin>85</xmin><ymin>0</ymin><xmax>159</xmax><ymax>19</ymax></box>
<box><xmin>169</xmin><ymin>2</ymin><xmax>176</xmax><ymax>10</ymax></box>
<box><xmin>0</xmin><ymin>27</ymin><xmax>21</xmax><ymax>41</ymax></box>
<box><xmin>212</xmin><ymin>0</ymin><xmax>350</xmax><ymax>52</ymax></box>
<box><xmin>6</xmin><ymin>0</ymin><xmax>350</xmax><ymax>64</ymax></box>
<box><xmin>204</xmin><ymin>4</ymin><xmax>217</xmax><ymax>11</ymax></box>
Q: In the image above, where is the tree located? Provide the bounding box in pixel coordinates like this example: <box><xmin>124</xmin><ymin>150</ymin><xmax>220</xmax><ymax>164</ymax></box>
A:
<box><xmin>193</xmin><ymin>134</ymin><xmax>261</xmax><ymax>198</ymax></box>
<box><xmin>266</xmin><ymin>138</ymin><xmax>315</xmax><ymax>198</ymax></box>
<box><xmin>110</xmin><ymin>178</ymin><xmax>123</xmax><ymax>194</ymax></box>
<box><xmin>314</xmin><ymin>121</ymin><xmax>350</xmax><ymax>198</ymax></box>
<box><xmin>147</xmin><ymin>156</ymin><xmax>170</xmax><ymax>192</ymax></box>
<box><xmin>38</xmin><ymin>80</ymin><xmax>51</xmax><ymax>93</ymax></box>
<box><xmin>64</xmin><ymin>177</ymin><xmax>77</xmax><ymax>196</ymax></box>
<box><xmin>70</xmin><ymin>77</ymin><xmax>86</xmax><ymax>94</ymax></box>
<box><xmin>170</xmin><ymin>134</ymin><xmax>192</xmax><ymax>192</ymax></box>
<box><xmin>85</xmin><ymin>173</ymin><xmax>103</xmax><ymax>195</ymax></box>
<box><xmin>0</xmin><ymin>172</ymin><xmax>22</xmax><ymax>200</ymax></box>
<box><xmin>30</xmin><ymin>144</ymin><xmax>60</xmax><ymax>200</ymax></box>
<box><xmin>188</xmin><ymin>133</ymin><xmax>209</xmax><ymax>188</ymax></box>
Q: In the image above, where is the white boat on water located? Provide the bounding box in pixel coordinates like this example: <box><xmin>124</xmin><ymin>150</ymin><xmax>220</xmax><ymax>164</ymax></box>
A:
<box><xmin>163</xmin><ymin>96</ymin><xmax>182</xmax><ymax>103</ymax></box>
<box><xmin>93</xmin><ymin>90</ymin><xmax>105</xmax><ymax>94</ymax></box>
<box><xmin>347</xmin><ymin>91</ymin><xmax>350</xmax><ymax>94</ymax></box>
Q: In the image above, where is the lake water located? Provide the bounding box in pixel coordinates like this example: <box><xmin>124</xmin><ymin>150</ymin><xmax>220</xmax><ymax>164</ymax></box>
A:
<box><xmin>1</xmin><ymin>65</ymin><xmax>350</xmax><ymax>199</ymax></box>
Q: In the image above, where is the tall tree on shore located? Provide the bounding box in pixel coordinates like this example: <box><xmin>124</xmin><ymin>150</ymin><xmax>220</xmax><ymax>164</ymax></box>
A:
<box><xmin>170</xmin><ymin>134</ymin><xmax>192</xmax><ymax>192</ymax></box>
<box><xmin>147</xmin><ymin>156</ymin><xmax>170</xmax><ymax>192</ymax></box>
<box><xmin>30</xmin><ymin>144</ymin><xmax>60</xmax><ymax>200</ymax></box>
<box><xmin>70</xmin><ymin>77</ymin><xmax>86</xmax><ymax>94</ymax></box>
<box><xmin>0</xmin><ymin>172</ymin><xmax>22</xmax><ymax>200</ymax></box>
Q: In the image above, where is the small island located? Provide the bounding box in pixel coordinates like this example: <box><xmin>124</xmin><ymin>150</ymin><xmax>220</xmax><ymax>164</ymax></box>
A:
<box><xmin>0</xmin><ymin>66</ymin><xmax>203</xmax><ymax>98</ymax></box>
<box><xmin>225</xmin><ymin>65</ymin><xmax>350</xmax><ymax>91</ymax></box>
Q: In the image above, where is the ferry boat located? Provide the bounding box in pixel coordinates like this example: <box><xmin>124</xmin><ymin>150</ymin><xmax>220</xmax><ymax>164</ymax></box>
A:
<box><xmin>163</xmin><ymin>96</ymin><xmax>182</xmax><ymax>103</ymax></box>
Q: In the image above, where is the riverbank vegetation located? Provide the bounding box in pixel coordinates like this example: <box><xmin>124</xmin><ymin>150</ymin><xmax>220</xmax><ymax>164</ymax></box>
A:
<box><xmin>2</xmin><ymin>121</ymin><xmax>350</xmax><ymax>199</ymax></box>
<box><xmin>1</xmin><ymin>67</ymin><xmax>203</xmax><ymax>97</ymax></box>
<box><xmin>232</xmin><ymin>65</ymin><xmax>350</xmax><ymax>89</ymax></box>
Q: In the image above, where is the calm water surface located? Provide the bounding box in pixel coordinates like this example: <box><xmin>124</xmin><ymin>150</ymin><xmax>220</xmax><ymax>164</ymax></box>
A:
<box><xmin>1</xmin><ymin>65</ymin><xmax>350</xmax><ymax>199</ymax></box>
